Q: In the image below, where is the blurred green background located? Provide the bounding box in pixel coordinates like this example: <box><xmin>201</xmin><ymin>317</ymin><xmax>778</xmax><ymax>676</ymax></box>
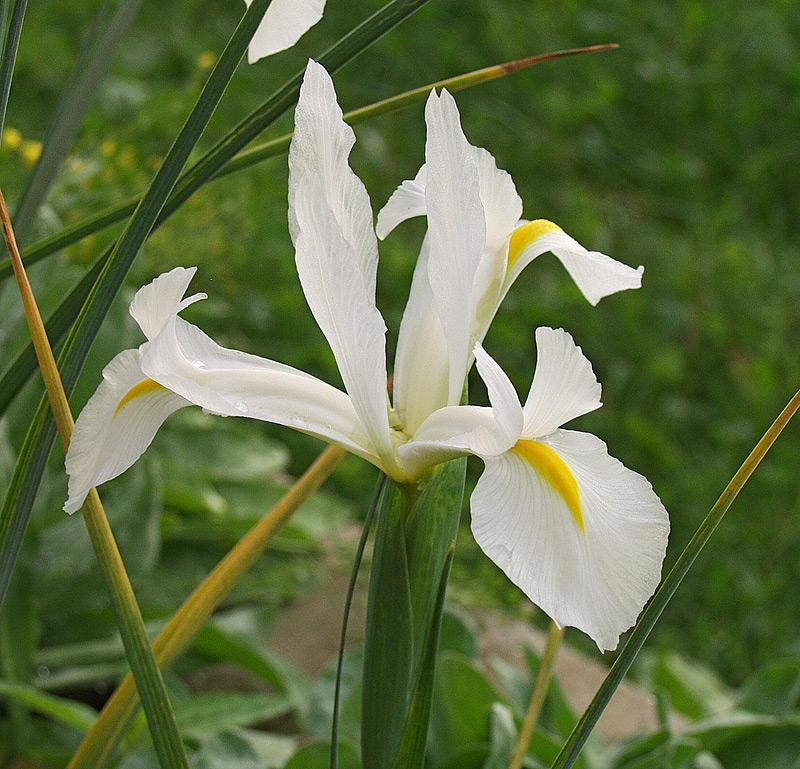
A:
<box><xmin>2</xmin><ymin>0</ymin><xmax>800</xmax><ymax>744</ymax></box>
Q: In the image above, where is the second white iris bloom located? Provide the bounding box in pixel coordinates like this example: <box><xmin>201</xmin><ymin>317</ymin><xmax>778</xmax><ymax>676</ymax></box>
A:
<box><xmin>65</xmin><ymin>60</ymin><xmax>668</xmax><ymax>651</ymax></box>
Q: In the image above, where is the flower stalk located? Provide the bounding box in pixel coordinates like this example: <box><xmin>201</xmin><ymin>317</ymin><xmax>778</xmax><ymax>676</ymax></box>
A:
<box><xmin>509</xmin><ymin>619</ymin><xmax>565</xmax><ymax>769</ymax></box>
<box><xmin>0</xmin><ymin>188</ymin><xmax>190</xmax><ymax>769</ymax></box>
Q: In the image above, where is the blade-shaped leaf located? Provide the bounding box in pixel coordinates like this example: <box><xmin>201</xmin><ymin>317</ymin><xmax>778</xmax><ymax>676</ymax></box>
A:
<box><xmin>361</xmin><ymin>480</ymin><xmax>415</xmax><ymax>769</ymax></box>
<box><xmin>0</xmin><ymin>678</ymin><xmax>98</xmax><ymax>732</ymax></box>
<box><xmin>0</xmin><ymin>0</ymin><xmax>27</xmax><ymax>137</ymax></box>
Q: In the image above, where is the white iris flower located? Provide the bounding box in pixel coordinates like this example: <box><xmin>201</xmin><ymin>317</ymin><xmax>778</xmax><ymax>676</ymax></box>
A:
<box><xmin>64</xmin><ymin>60</ymin><xmax>668</xmax><ymax>651</ymax></box>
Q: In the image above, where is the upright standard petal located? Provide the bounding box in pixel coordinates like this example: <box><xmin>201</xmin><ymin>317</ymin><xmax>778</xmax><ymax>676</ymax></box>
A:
<box><xmin>521</xmin><ymin>327</ymin><xmax>602</xmax><ymax>437</ymax></box>
<box><xmin>424</xmin><ymin>88</ymin><xmax>486</xmax><ymax>405</ymax></box>
<box><xmin>245</xmin><ymin>0</ymin><xmax>325</xmax><ymax>63</ymax></box>
<box><xmin>129</xmin><ymin>267</ymin><xmax>206</xmax><ymax>341</ymax></box>
<box><xmin>391</xmin><ymin>236</ymin><xmax>450</xmax><ymax>434</ymax></box>
<box><xmin>288</xmin><ymin>61</ymin><xmax>396</xmax><ymax>472</ymax></box>
<box><xmin>64</xmin><ymin>349</ymin><xmax>191</xmax><ymax>513</ymax></box>
<box><xmin>470</xmin><ymin>429</ymin><xmax>669</xmax><ymax>651</ymax></box>
<box><xmin>505</xmin><ymin>221</ymin><xmax>643</xmax><ymax>306</ymax></box>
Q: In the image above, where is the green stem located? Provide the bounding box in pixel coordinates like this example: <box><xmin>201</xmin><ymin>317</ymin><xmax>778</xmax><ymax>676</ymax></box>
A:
<box><xmin>510</xmin><ymin>620</ymin><xmax>564</xmax><ymax>769</ymax></box>
<box><xmin>331</xmin><ymin>474</ymin><xmax>385</xmax><ymax>769</ymax></box>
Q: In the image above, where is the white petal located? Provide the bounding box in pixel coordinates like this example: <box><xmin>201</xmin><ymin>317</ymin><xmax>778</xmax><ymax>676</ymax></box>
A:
<box><xmin>245</xmin><ymin>0</ymin><xmax>325</xmax><ymax>63</ymax></box>
<box><xmin>504</xmin><ymin>222</ymin><xmax>643</xmax><ymax>307</ymax></box>
<box><xmin>129</xmin><ymin>266</ymin><xmax>206</xmax><ymax>341</ymax></box>
<box><xmin>288</xmin><ymin>61</ymin><xmax>395</xmax><ymax>470</ymax></box>
<box><xmin>470</xmin><ymin>430</ymin><xmax>669</xmax><ymax>652</ymax></box>
<box><xmin>473</xmin><ymin>344</ymin><xmax>523</xmax><ymax>444</ymax></box>
<box><xmin>376</xmin><ymin>164</ymin><xmax>427</xmax><ymax>239</ymax></box>
<box><xmin>469</xmin><ymin>144</ymin><xmax>521</xmax><ymax>258</ymax></box>
<box><xmin>522</xmin><ymin>327</ymin><xmax>602</xmax><ymax>437</ymax></box>
<box><xmin>424</xmin><ymin>87</ymin><xmax>486</xmax><ymax>405</ymax></box>
<box><xmin>141</xmin><ymin>315</ymin><xmax>379</xmax><ymax>468</ymax></box>
<box><xmin>397</xmin><ymin>405</ymin><xmax>500</xmax><ymax>479</ymax></box>
<box><xmin>392</xmin><ymin>236</ymin><xmax>449</xmax><ymax>433</ymax></box>
<box><xmin>64</xmin><ymin>349</ymin><xmax>191</xmax><ymax>513</ymax></box>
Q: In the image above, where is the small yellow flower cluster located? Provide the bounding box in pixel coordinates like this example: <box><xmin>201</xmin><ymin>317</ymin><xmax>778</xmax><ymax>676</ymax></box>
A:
<box><xmin>1</xmin><ymin>126</ymin><xmax>42</xmax><ymax>165</ymax></box>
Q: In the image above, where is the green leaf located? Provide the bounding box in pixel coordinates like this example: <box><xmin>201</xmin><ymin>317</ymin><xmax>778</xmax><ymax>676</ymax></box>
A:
<box><xmin>361</xmin><ymin>481</ymin><xmax>415</xmax><ymax>769</ymax></box>
<box><xmin>483</xmin><ymin>703</ymin><xmax>518</xmax><ymax>769</ymax></box>
<box><xmin>648</xmin><ymin>650</ymin><xmax>735</xmax><ymax>720</ymax></box>
<box><xmin>154</xmin><ymin>414</ymin><xmax>289</xmax><ymax>485</ymax></box>
<box><xmin>428</xmin><ymin>652</ymin><xmax>502</xmax><ymax>765</ymax></box>
<box><xmin>306</xmin><ymin>648</ymin><xmax>363</xmax><ymax>746</ymax></box>
<box><xmin>438</xmin><ymin>605</ymin><xmax>479</xmax><ymax>660</ymax></box>
<box><xmin>0</xmin><ymin>678</ymin><xmax>97</xmax><ymax>732</ymax></box>
<box><xmin>738</xmin><ymin>661</ymin><xmax>800</xmax><ymax>716</ymax></box>
<box><xmin>192</xmin><ymin>620</ymin><xmax>294</xmax><ymax>696</ymax></box>
<box><xmin>0</xmin><ymin>0</ymin><xmax>27</xmax><ymax>136</ymax></box>
<box><xmin>192</xmin><ymin>732</ymin><xmax>262</xmax><ymax>769</ymax></box>
<box><xmin>285</xmin><ymin>740</ymin><xmax>361</xmax><ymax>769</ymax></box>
<box><xmin>173</xmin><ymin>691</ymin><xmax>292</xmax><ymax>736</ymax></box>
<box><xmin>227</xmin><ymin>729</ymin><xmax>297</xmax><ymax>769</ymax></box>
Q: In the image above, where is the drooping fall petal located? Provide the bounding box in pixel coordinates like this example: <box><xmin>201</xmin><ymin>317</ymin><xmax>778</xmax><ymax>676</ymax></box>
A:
<box><xmin>505</xmin><ymin>222</ymin><xmax>643</xmax><ymax>306</ymax></box>
<box><xmin>470</xmin><ymin>429</ymin><xmax>669</xmax><ymax>651</ymax></box>
<box><xmin>64</xmin><ymin>349</ymin><xmax>191</xmax><ymax>513</ymax></box>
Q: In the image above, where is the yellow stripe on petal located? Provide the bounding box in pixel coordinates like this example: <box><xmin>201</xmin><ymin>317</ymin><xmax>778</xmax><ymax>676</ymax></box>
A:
<box><xmin>512</xmin><ymin>439</ymin><xmax>584</xmax><ymax>532</ymax></box>
<box><xmin>507</xmin><ymin>219</ymin><xmax>561</xmax><ymax>272</ymax></box>
<box><xmin>114</xmin><ymin>378</ymin><xmax>167</xmax><ymax>417</ymax></box>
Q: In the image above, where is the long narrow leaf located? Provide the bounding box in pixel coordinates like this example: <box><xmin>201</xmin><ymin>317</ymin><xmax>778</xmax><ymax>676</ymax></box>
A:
<box><xmin>12</xmin><ymin>0</ymin><xmax>144</xmax><ymax>245</ymax></box>
<box><xmin>0</xmin><ymin>0</ymin><xmax>26</xmax><ymax>135</ymax></box>
<box><xmin>332</xmin><ymin>474</ymin><xmax>384</xmax><ymax>769</ymax></box>
<box><xmin>0</xmin><ymin>678</ymin><xmax>98</xmax><ymax>732</ymax></box>
<box><xmin>551</xmin><ymin>387</ymin><xmax>800</xmax><ymax>769</ymax></box>
<box><xmin>361</xmin><ymin>456</ymin><xmax>466</xmax><ymax>769</ymax></box>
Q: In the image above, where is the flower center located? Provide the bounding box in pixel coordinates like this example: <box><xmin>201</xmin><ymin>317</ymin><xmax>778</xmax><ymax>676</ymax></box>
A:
<box><xmin>512</xmin><ymin>439</ymin><xmax>584</xmax><ymax>532</ymax></box>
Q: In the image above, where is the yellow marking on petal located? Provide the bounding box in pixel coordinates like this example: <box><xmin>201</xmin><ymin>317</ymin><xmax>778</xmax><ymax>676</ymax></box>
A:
<box><xmin>114</xmin><ymin>379</ymin><xmax>166</xmax><ymax>417</ymax></box>
<box><xmin>512</xmin><ymin>439</ymin><xmax>584</xmax><ymax>532</ymax></box>
<box><xmin>507</xmin><ymin>219</ymin><xmax>562</xmax><ymax>272</ymax></box>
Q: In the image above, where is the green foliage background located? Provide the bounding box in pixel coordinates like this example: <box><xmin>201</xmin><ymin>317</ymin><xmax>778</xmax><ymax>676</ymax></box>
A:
<box><xmin>3</xmin><ymin>0</ymin><xmax>800</xmax><ymax>700</ymax></box>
